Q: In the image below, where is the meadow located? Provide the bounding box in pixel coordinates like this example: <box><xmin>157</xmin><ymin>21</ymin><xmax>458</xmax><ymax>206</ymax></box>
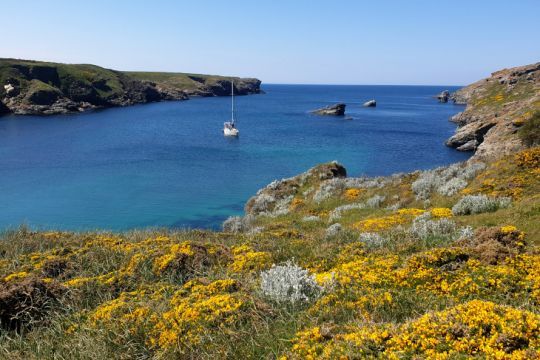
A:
<box><xmin>0</xmin><ymin>146</ymin><xmax>539</xmax><ymax>359</ymax></box>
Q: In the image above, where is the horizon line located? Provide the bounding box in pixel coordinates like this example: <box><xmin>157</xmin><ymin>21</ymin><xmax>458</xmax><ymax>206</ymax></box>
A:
<box><xmin>262</xmin><ymin>82</ymin><xmax>464</xmax><ymax>87</ymax></box>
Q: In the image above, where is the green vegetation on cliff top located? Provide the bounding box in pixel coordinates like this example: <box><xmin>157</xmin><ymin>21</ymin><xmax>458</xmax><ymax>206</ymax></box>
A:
<box><xmin>0</xmin><ymin>58</ymin><xmax>259</xmax><ymax>113</ymax></box>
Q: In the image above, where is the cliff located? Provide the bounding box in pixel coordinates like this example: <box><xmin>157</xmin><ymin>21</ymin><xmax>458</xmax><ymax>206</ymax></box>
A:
<box><xmin>0</xmin><ymin>58</ymin><xmax>261</xmax><ymax>116</ymax></box>
<box><xmin>446</xmin><ymin>62</ymin><xmax>540</xmax><ymax>159</ymax></box>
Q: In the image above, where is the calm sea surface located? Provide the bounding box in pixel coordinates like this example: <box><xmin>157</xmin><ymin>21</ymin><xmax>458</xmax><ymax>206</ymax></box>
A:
<box><xmin>0</xmin><ymin>84</ymin><xmax>469</xmax><ymax>231</ymax></box>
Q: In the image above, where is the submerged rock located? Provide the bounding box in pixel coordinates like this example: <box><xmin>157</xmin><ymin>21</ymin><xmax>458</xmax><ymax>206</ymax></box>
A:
<box><xmin>363</xmin><ymin>99</ymin><xmax>376</xmax><ymax>107</ymax></box>
<box><xmin>311</xmin><ymin>103</ymin><xmax>346</xmax><ymax>116</ymax></box>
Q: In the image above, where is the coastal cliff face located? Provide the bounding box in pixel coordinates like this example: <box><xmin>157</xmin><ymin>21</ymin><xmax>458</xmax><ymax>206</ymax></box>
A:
<box><xmin>446</xmin><ymin>62</ymin><xmax>540</xmax><ymax>159</ymax></box>
<box><xmin>0</xmin><ymin>59</ymin><xmax>261</xmax><ymax>116</ymax></box>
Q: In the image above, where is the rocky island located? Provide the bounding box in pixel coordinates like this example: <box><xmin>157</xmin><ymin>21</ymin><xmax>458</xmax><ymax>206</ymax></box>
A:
<box><xmin>0</xmin><ymin>58</ymin><xmax>261</xmax><ymax>116</ymax></box>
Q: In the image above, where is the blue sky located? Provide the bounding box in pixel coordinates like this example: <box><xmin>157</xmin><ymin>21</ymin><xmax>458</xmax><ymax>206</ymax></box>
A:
<box><xmin>2</xmin><ymin>0</ymin><xmax>539</xmax><ymax>85</ymax></box>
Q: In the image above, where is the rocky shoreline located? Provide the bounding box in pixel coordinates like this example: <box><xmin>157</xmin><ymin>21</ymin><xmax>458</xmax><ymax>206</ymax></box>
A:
<box><xmin>0</xmin><ymin>58</ymin><xmax>261</xmax><ymax>116</ymax></box>
<box><xmin>445</xmin><ymin>62</ymin><xmax>539</xmax><ymax>159</ymax></box>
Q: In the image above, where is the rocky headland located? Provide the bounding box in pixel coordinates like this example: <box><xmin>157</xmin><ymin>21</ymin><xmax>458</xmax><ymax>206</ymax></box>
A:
<box><xmin>0</xmin><ymin>58</ymin><xmax>261</xmax><ymax>116</ymax></box>
<box><xmin>446</xmin><ymin>62</ymin><xmax>539</xmax><ymax>159</ymax></box>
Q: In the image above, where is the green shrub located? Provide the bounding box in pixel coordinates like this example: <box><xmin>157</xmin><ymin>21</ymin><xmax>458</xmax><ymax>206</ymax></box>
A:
<box><xmin>519</xmin><ymin>111</ymin><xmax>540</xmax><ymax>147</ymax></box>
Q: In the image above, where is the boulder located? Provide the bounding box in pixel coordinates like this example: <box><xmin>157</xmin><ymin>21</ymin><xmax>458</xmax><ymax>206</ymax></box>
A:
<box><xmin>3</xmin><ymin>84</ymin><xmax>15</xmax><ymax>95</ymax></box>
<box><xmin>363</xmin><ymin>99</ymin><xmax>376</xmax><ymax>107</ymax></box>
<box><xmin>311</xmin><ymin>103</ymin><xmax>346</xmax><ymax>116</ymax></box>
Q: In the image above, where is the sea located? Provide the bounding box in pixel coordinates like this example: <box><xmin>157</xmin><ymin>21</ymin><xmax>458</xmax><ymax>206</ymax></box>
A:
<box><xmin>0</xmin><ymin>84</ymin><xmax>470</xmax><ymax>231</ymax></box>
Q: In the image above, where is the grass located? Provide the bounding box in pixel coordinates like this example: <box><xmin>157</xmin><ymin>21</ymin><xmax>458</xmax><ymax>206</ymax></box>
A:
<box><xmin>0</xmin><ymin>147</ymin><xmax>539</xmax><ymax>359</ymax></box>
<box><xmin>0</xmin><ymin>58</ymin><xmax>257</xmax><ymax>104</ymax></box>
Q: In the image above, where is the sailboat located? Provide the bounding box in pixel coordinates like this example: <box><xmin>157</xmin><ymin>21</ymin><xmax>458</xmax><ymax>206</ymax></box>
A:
<box><xmin>223</xmin><ymin>80</ymin><xmax>239</xmax><ymax>137</ymax></box>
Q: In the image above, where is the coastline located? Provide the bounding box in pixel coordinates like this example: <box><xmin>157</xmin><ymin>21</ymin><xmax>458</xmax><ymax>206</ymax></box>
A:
<box><xmin>0</xmin><ymin>58</ymin><xmax>262</xmax><ymax>117</ymax></box>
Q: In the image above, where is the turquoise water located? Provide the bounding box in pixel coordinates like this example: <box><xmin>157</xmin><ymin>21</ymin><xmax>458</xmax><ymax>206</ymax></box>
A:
<box><xmin>0</xmin><ymin>85</ymin><xmax>469</xmax><ymax>231</ymax></box>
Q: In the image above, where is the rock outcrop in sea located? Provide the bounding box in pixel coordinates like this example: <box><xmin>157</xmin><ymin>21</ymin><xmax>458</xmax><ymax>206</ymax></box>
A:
<box><xmin>445</xmin><ymin>62</ymin><xmax>539</xmax><ymax>159</ymax></box>
<box><xmin>436</xmin><ymin>90</ymin><xmax>450</xmax><ymax>103</ymax></box>
<box><xmin>311</xmin><ymin>103</ymin><xmax>346</xmax><ymax>116</ymax></box>
<box><xmin>0</xmin><ymin>58</ymin><xmax>261</xmax><ymax>116</ymax></box>
<box><xmin>363</xmin><ymin>99</ymin><xmax>376</xmax><ymax>107</ymax></box>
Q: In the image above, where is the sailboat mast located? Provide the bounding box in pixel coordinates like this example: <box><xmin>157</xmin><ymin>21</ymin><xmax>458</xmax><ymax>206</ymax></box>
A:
<box><xmin>231</xmin><ymin>80</ymin><xmax>235</xmax><ymax>124</ymax></box>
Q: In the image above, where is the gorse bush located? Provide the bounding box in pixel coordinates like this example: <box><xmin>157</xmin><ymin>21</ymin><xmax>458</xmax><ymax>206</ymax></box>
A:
<box><xmin>260</xmin><ymin>261</ymin><xmax>322</xmax><ymax>304</ymax></box>
<box><xmin>452</xmin><ymin>194</ymin><xmax>511</xmax><ymax>215</ymax></box>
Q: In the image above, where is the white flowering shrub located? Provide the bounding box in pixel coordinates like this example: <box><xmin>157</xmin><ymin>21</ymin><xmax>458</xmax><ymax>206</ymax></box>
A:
<box><xmin>452</xmin><ymin>195</ymin><xmax>511</xmax><ymax>215</ymax></box>
<box><xmin>358</xmin><ymin>232</ymin><xmax>388</xmax><ymax>249</ymax></box>
<box><xmin>410</xmin><ymin>217</ymin><xmax>456</xmax><ymax>240</ymax></box>
<box><xmin>457</xmin><ymin>226</ymin><xmax>474</xmax><ymax>240</ymax></box>
<box><xmin>344</xmin><ymin>177</ymin><xmax>388</xmax><ymax>189</ymax></box>
<box><xmin>460</xmin><ymin>162</ymin><xmax>486</xmax><ymax>179</ymax></box>
<box><xmin>412</xmin><ymin>171</ymin><xmax>440</xmax><ymax>200</ymax></box>
<box><xmin>412</xmin><ymin>162</ymin><xmax>486</xmax><ymax>200</ymax></box>
<box><xmin>313</xmin><ymin>178</ymin><xmax>347</xmax><ymax>203</ymax></box>
<box><xmin>260</xmin><ymin>261</ymin><xmax>322</xmax><ymax>304</ymax></box>
<box><xmin>385</xmin><ymin>202</ymin><xmax>401</xmax><ymax>211</ymax></box>
<box><xmin>329</xmin><ymin>203</ymin><xmax>366</xmax><ymax>221</ymax></box>
<box><xmin>248</xmin><ymin>193</ymin><xmax>276</xmax><ymax>215</ymax></box>
<box><xmin>222</xmin><ymin>215</ymin><xmax>255</xmax><ymax>233</ymax></box>
<box><xmin>302</xmin><ymin>215</ymin><xmax>320</xmax><ymax>222</ymax></box>
<box><xmin>325</xmin><ymin>223</ymin><xmax>342</xmax><ymax>238</ymax></box>
<box><xmin>222</xmin><ymin>216</ymin><xmax>244</xmax><ymax>232</ymax></box>
<box><xmin>437</xmin><ymin>177</ymin><xmax>467</xmax><ymax>196</ymax></box>
<box><xmin>366</xmin><ymin>194</ymin><xmax>385</xmax><ymax>208</ymax></box>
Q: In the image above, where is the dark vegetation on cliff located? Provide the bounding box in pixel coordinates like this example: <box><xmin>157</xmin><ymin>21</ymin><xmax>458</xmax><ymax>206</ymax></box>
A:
<box><xmin>0</xmin><ymin>58</ymin><xmax>261</xmax><ymax>116</ymax></box>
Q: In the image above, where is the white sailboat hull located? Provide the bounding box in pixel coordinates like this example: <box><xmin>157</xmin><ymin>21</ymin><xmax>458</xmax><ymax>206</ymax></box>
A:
<box><xmin>223</xmin><ymin>80</ymin><xmax>239</xmax><ymax>137</ymax></box>
<box><xmin>223</xmin><ymin>127</ymin><xmax>239</xmax><ymax>137</ymax></box>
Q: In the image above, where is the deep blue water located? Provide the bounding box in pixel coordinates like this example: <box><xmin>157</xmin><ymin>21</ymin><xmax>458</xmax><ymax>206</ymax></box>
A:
<box><xmin>0</xmin><ymin>84</ymin><xmax>469</xmax><ymax>231</ymax></box>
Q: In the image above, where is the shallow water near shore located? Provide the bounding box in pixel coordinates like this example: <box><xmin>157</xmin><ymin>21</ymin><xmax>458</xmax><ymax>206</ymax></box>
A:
<box><xmin>0</xmin><ymin>84</ymin><xmax>470</xmax><ymax>231</ymax></box>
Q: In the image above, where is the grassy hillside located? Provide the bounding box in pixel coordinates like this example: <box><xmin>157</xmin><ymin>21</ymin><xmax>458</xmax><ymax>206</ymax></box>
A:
<box><xmin>0</xmin><ymin>58</ymin><xmax>261</xmax><ymax>115</ymax></box>
<box><xmin>124</xmin><ymin>71</ymin><xmax>245</xmax><ymax>94</ymax></box>
<box><xmin>0</xmin><ymin>59</ymin><xmax>125</xmax><ymax>99</ymax></box>
<box><xmin>0</xmin><ymin>146</ymin><xmax>538</xmax><ymax>359</ymax></box>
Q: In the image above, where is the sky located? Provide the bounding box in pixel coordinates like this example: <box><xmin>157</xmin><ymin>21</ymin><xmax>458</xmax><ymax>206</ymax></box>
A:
<box><xmin>2</xmin><ymin>0</ymin><xmax>539</xmax><ymax>85</ymax></box>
